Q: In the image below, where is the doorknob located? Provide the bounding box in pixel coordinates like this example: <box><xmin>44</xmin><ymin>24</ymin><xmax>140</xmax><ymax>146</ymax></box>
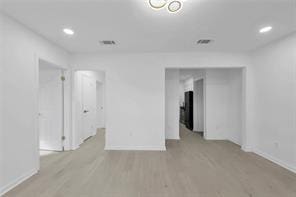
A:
<box><xmin>83</xmin><ymin>110</ymin><xmax>89</xmax><ymax>113</ymax></box>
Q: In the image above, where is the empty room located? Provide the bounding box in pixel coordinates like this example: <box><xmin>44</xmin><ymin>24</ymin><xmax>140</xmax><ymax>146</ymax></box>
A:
<box><xmin>0</xmin><ymin>0</ymin><xmax>296</xmax><ymax>196</ymax></box>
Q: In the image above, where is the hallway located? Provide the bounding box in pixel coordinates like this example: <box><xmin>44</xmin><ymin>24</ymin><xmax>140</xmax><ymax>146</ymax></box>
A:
<box><xmin>5</xmin><ymin>127</ymin><xmax>296</xmax><ymax>197</ymax></box>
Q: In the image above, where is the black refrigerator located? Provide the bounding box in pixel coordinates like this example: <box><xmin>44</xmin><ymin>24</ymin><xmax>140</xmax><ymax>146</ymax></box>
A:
<box><xmin>184</xmin><ymin>91</ymin><xmax>193</xmax><ymax>130</ymax></box>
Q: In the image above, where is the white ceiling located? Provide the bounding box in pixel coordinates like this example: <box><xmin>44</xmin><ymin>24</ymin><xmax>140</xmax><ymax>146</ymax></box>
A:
<box><xmin>1</xmin><ymin>0</ymin><xmax>295</xmax><ymax>53</ymax></box>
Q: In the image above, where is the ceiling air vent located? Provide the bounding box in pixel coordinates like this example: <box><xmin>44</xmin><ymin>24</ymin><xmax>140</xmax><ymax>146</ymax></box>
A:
<box><xmin>197</xmin><ymin>39</ymin><xmax>213</xmax><ymax>44</ymax></box>
<box><xmin>99</xmin><ymin>40</ymin><xmax>116</xmax><ymax>45</ymax></box>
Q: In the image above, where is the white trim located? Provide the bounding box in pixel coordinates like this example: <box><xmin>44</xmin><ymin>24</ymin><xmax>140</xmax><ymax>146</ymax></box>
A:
<box><xmin>105</xmin><ymin>145</ymin><xmax>166</xmax><ymax>151</ymax></box>
<box><xmin>227</xmin><ymin>137</ymin><xmax>241</xmax><ymax>147</ymax></box>
<box><xmin>254</xmin><ymin>148</ymin><xmax>296</xmax><ymax>174</ymax></box>
<box><xmin>71</xmin><ymin>144</ymin><xmax>80</xmax><ymax>150</ymax></box>
<box><xmin>166</xmin><ymin>137</ymin><xmax>180</xmax><ymax>140</ymax></box>
<box><xmin>241</xmin><ymin>145</ymin><xmax>252</xmax><ymax>152</ymax></box>
<box><xmin>0</xmin><ymin>168</ymin><xmax>38</xmax><ymax>196</ymax></box>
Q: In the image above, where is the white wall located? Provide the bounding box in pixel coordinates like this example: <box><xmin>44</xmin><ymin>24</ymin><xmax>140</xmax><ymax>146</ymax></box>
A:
<box><xmin>228</xmin><ymin>69</ymin><xmax>243</xmax><ymax>145</ymax></box>
<box><xmin>77</xmin><ymin>70</ymin><xmax>105</xmax><ymax>84</ymax></box>
<box><xmin>193</xmin><ymin>79</ymin><xmax>204</xmax><ymax>132</ymax></box>
<box><xmin>179</xmin><ymin>82</ymin><xmax>185</xmax><ymax>106</ymax></box>
<box><xmin>250</xmin><ymin>33</ymin><xmax>296</xmax><ymax>173</ymax></box>
<box><xmin>71</xmin><ymin>52</ymin><xmax>250</xmax><ymax>151</ymax></box>
<box><xmin>205</xmin><ymin>68</ymin><xmax>243</xmax><ymax>145</ymax></box>
<box><xmin>180</xmin><ymin>69</ymin><xmax>205</xmax><ymax>93</ymax></box>
<box><xmin>165</xmin><ymin>69</ymin><xmax>180</xmax><ymax>140</ymax></box>
<box><xmin>1</xmin><ymin>13</ymin><xmax>69</xmax><ymax>195</ymax></box>
<box><xmin>205</xmin><ymin>71</ymin><xmax>229</xmax><ymax>139</ymax></box>
<box><xmin>183</xmin><ymin>78</ymin><xmax>194</xmax><ymax>92</ymax></box>
<box><xmin>0</xmin><ymin>11</ymin><xmax>4</xmax><ymax>194</ymax></box>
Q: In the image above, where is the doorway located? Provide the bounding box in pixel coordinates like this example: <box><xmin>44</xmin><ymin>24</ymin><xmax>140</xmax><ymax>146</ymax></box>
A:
<box><xmin>38</xmin><ymin>60</ymin><xmax>65</xmax><ymax>154</ymax></box>
<box><xmin>73</xmin><ymin>70</ymin><xmax>106</xmax><ymax>148</ymax></box>
<box><xmin>165</xmin><ymin>68</ymin><xmax>245</xmax><ymax>147</ymax></box>
<box><xmin>183</xmin><ymin>91</ymin><xmax>193</xmax><ymax>130</ymax></box>
<box><xmin>178</xmin><ymin>69</ymin><xmax>206</xmax><ymax>139</ymax></box>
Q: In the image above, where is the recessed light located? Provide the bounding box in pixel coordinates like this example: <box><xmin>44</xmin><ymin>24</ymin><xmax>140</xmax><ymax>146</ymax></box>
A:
<box><xmin>63</xmin><ymin>28</ymin><xmax>74</xmax><ymax>35</ymax></box>
<box><xmin>168</xmin><ymin>1</ymin><xmax>182</xmax><ymax>13</ymax></box>
<box><xmin>259</xmin><ymin>26</ymin><xmax>272</xmax><ymax>34</ymax></box>
<box><xmin>149</xmin><ymin>0</ymin><xmax>168</xmax><ymax>9</ymax></box>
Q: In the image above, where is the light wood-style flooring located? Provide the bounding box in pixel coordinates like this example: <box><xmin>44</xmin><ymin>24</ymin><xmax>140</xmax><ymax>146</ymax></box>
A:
<box><xmin>5</xmin><ymin>125</ymin><xmax>296</xmax><ymax>197</ymax></box>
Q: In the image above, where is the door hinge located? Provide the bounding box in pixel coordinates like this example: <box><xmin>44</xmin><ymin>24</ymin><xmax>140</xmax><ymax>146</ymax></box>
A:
<box><xmin>62</xmin><ymin>136</ymin><xmax>66</xmax><ymax>141</ymax></box>
<box><xmin>61</xmin><ymin>76</ymin><xmax>66</xmax><ymax>81</ymax></box>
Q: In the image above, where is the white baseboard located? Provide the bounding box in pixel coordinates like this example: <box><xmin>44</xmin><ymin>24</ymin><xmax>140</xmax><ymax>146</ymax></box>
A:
<box><xmin>241</xmin><ymin>145</ymin><xmax>252</xmax><ymax>152</ymax></box>
<box><xmin>104</xmin><ymin>145</ymin><xmax>166</xmax><ymax>151</ymax></box>
<box><xmin>227</xmin><ymin>137</ymin><xmax>241</xmax><ymax>147</ymax></box>
<box><xmin>254</xmin><ymin>148</ymin><xmax>296</xmax><ymax>174</ymax></box>
<box><xmin>71</xmin><ymin>144</ymin><xmax>80</xmax><ymax>150</ymax></box>
<box><xmin>165</xmin><ymin>136</ymin><xmax>180</xmax><ymax>140</ymax></box>
<box><xmin>0</xmin><ymin>168</ymin><xmax>38</xmax><ymax>196</ymax></box>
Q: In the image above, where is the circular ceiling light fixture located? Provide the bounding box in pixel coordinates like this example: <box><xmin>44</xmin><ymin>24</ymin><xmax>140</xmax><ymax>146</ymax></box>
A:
<box><xmin>168</xmin><ymin>1</ymin><xmax>182</xmax><ymax>13</ymax></box>
<box><xmin>149</xmin><ymin>0</ymin><xmax>168</xmax><ymax>9</ymax></box>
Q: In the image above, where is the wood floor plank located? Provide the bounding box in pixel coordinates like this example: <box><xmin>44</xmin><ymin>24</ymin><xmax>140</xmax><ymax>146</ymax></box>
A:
<box><xmin>4</xmin><ymin>125</ymin><xmax>296</xmax><ymax>197</ymax></box>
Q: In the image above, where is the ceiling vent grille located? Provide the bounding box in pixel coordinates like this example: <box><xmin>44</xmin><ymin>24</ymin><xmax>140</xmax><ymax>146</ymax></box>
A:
<box><xmin>99</xmin><ymin>40</ymin><xmax>116</xmax><ymax>45</ymax></box>
<box><xmin>197</xmin><ymin>39</ymin><xmax>213</xmax><ymax>44</ymax></box>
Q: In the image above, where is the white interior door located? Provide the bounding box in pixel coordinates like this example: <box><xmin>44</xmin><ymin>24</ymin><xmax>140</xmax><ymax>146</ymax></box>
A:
<box><xmin>39</xmin><ymin>66</ymin><xmax>63</xmax><ymax>151</ymax></box>
<box><xmin>82</xmin><ymin>74</ymin><xmax>96</xmax><ymax>140</ymax></box>
<box><xmin>96</xmin><ymin>82</ymin><xmax>104</xmax><ymax>128</ymax></box>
